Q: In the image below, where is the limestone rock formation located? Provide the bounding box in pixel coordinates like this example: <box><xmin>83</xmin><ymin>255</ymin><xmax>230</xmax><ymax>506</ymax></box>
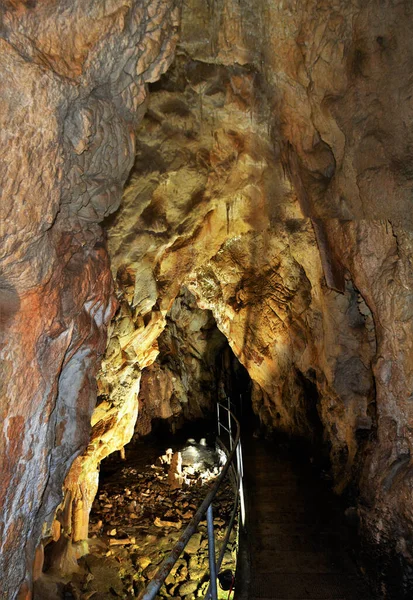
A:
<box><xmin>97</xmin><ymin>2</ymin><xmax>413</xmax><ymax>595</ymax></box>
<box><xmin>188</xmin><ymin>225</ymin><xmax>377</xmax><ymax>488</ymax></box>
<box><xmin>136</xmin><ymin>287</ymin><xmax>227</xmax><ymax>436</ymax></box>
<box><xmin>1</xmin><ymin>0</ymin><xmax>413</xmax><ymax>598</ymax></box>
<box><xmin>102</xmin><ymin>7</ymin><xmax>380</xmax><ymax>499</ymax></box>
<box><xmin>326</xmin><ymin>221</ymin><xmax>413</xmax><ymax>593</ymax></box>
<box><xmin>179</xmin><ymin>0</ymin><xmax>413</xmax><ymax>223</ymax></box>
<box><xmin>0</xmin><ymin>1</ymin><xmax>179</xmax><ymax>597</ymax></box>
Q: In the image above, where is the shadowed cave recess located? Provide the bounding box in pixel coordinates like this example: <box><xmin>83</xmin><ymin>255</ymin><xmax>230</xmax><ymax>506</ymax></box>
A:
<box><xmin>0</xmin><ymin>1</ymin><xmax>413</xmax><ymax>600</ymax></box>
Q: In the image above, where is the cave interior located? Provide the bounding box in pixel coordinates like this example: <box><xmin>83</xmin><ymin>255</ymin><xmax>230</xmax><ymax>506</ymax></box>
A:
<box><xmin>1</xmin><ymin>1</ymin><xmax>413</xmax><ymax>600</ymax></box>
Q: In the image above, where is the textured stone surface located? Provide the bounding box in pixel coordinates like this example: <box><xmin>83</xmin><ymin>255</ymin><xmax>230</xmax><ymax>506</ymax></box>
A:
<box><xmin>136</xmin><ymin>287</ymin><xmax>227</xmax><ymax>436</ymax></box>
<box><xmin>179</xmin><ymin>0</ymin><xmax>413</xmax><ymax>223</ymax></box>
<box><xmin>104</xmin><ymin>21</ymin><xmax>378</xmax><ymax>495</ymax></box>
<box><xmin>98</xmin><ymin>2</ymin><xmax>413</xmax><ymax>595</ymax></box>
<box><xmin>1</xmin><ymin>0</ymin><xmax>413</xmax><ymax>598</ymax></box>
<box><xmin>325</xmin><ymin>221</ymin><xmax>413</xmax><ymax>596</ymax></box>
<box><xmin>0</xmin><ymin>1</ymin><xmax>179</xmax><ymax>597</ymax></box>
<box><xmin>188</xmin><ymin>224</ymin><xmax>377</xmax><ymax>491</ymax></box>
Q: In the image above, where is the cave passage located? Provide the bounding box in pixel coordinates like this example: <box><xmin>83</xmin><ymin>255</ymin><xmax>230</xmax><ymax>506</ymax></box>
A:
<box><xmin>3</xmin><ymin>1</ymin><xmax>413</xmax><ymax>599</ymax></box>
<box><xmin>216</xmin><ymin>346</ymin><xmax>377</xmax><ymax>598</ymax></box>
<box><xmin>97</xmin><ymin>303</ymin><xmax>379</xmax><ymax>599</ymax></box>
<box><xmin>38</xmin><ymin>295</ymin><xmax>380</xmax><ymax>600</ymax></box>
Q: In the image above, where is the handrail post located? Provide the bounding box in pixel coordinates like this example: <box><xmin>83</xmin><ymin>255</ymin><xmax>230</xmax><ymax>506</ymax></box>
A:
<box><xmin>206</xmin><ymin>504</ymin><xmax>218</xmax><ymax>600</ymax></box>
<box><xmin>236</xmin><ymin>441</ymin><xmax>246</xmax><ymax>526</ymax></box>
<box><xmin>227</xmin><ymin>397</ymin><xmax>233</xmax><ymax>450</ymax></box>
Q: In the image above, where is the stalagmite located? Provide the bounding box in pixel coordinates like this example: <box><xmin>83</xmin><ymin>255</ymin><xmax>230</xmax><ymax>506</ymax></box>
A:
<box><xmin>167</xmin><ymin>452</ymin><xmax>184</xmax><ymax>490</ymax></box>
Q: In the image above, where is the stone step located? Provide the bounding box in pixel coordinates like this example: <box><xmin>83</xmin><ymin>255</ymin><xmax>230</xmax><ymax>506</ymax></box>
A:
<box><xmin>249</xmin><ymin>532</ymin><xmax>348</xmax><ymax>553</ymax></box>
<box><xmin>250</xmin><ymin>549</ymin><xmax>358</xmax><ymax>574</ymax></box>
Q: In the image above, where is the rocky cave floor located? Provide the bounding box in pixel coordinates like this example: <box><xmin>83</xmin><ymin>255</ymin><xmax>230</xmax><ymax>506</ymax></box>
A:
<box><xmin>66</xmin><ymin>430</ymin><xmax>237</xmax><ymax>600</ymax></box>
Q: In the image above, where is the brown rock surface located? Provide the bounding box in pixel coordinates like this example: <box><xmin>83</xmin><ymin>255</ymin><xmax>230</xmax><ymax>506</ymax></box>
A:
<box><xmin>179</xmin><ymin>0</ymin><xmax>413</xmax><ymax>222</ymax></box>
<box><xmin>1</xmin><ymin>0</ymin><xmax>413</xmax><ymax>598</ymax></box>
<box><xmin>97</xmin><ymin>2</ymin><xmax>413</xmax><ymax>594</ymax></box>
<box><xmin>135</xmin><ymin>287</ymin><xmax>227</xmax><ymax>437</ymax></box>
<box><xmin>325</xmin><ymin>221</ymin><xmax>413</xmax><ymax>593</ymax></box>
<box><xmin>102</xmin><ymin>9</ymin><xmax>380</xmax><ymax>497</ymax></box>
<box><xmin>0</xmin><ymin>1</ymin><xmax>179</xmax><ymax>597</ymax></box>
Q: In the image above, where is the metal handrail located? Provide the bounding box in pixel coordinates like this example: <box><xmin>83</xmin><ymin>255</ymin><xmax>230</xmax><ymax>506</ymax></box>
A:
<box><xmin>138</xmin><ymin>402</ymin><xmax>243</xmax><ymax>600</ymax></box>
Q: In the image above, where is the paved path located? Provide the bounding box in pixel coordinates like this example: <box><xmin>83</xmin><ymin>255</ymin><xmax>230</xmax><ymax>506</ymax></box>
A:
<box><xmin>236</xmin><ymin>438</ymin><xmax>375</xmax><ymax>600</ymax></box>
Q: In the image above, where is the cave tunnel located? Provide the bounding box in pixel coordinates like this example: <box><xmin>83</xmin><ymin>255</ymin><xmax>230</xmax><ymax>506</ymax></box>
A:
<box><xmin>1</xmin><ymin>1</ymin><xmax>413</xmax><ymax>600</ymax></box>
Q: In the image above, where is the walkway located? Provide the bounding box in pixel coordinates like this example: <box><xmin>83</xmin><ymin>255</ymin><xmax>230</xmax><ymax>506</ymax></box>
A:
<box><xmin>236</xmin><ymin>438</ymin><xmax>375</xmax><ymax>600</ymax></box>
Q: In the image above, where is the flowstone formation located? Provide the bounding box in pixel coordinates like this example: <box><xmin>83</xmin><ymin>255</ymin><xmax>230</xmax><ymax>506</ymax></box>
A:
<box><xmin>97</xmin><ymin>1</ymin><xmax>413</xmax><ymax>596</ymax></box>
<box><xmin>102</xmin><ymin>0</ymin><xmax>381</xmax><ymax>497</ymax></box>
<box><xmin>1</xmin><ymin>0</ymin><xmax>413</xmax><ymax>598</ymax></box>
<box><xmin>0</xmin><ymin>1</ymin><xmax>179</xmax><ymax>597</ymax></box>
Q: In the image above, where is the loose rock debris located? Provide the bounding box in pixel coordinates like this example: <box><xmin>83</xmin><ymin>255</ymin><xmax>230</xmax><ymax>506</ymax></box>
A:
<box><xmin>68</xmin><ymin>440</ymin><xmax>238</xmax><ymax>599</ymax></box>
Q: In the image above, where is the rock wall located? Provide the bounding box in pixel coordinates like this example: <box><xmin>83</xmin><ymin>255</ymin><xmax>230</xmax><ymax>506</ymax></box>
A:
<box><xmin>1</xmin><ymin>0</ymin><xmax>412</xmax><ymax>597</ymax></box>
<box><xmin>99</xmin><ymin>1</ymin><xmax>413</xmax><ymax>596</ymax></box>
<box><xmin>136</xmin><ymin>286</ymin><xmax>227</xmax><ymax>437</ymax></box>
<box><xmin>188</xmin><ymin>225</ymin><xmax>377</xmax><ymax>486</ymax></box>
<box><xmin>0</xmin><ymin>1</ymin><xmax>179</xmax><ymax>597</ymax></box>
<box><xmin>326</xmin><ymin>221</ymin><xmax>413</xmax><ymax>595</ymax></box>
<box><xmin>180</xmin><ymin>0</ymin><xmax>413</xmax><ymax>223</ymax></box>
<box><xmin>102</xmin><ymin>1</ymin><xmax>382</xmax><ymax>495</ymax></box>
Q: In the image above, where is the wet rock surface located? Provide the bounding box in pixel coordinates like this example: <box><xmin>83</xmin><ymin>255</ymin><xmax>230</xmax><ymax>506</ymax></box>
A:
<box><xmin>2</xmin><ymin>0</ymin><xmax>413</xmax><ymax>597</ymax></box>
<box><xmin>0</xmin><ymin>1</ymin><xmax>180</xmax><ymax>596</ymax></box>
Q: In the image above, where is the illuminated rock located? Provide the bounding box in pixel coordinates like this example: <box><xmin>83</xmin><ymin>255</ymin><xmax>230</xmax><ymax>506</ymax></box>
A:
<box><xmin>0</xmin><ymin>0</ymin><xmax>179</xmax><ymax>596</ymax></box>
<box><xmin>1</xmin><ymin>0</ymin><xmax>413</xmax><ymax>597</ymax></box>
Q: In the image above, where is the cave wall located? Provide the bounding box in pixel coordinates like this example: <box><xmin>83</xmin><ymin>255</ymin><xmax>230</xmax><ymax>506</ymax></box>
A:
<box><xmin>136</xmin><ymin>286</ymin><xmax>227</xmax><ymax>437</ymax></box>
<box><xmin>1</xmin><ymin>0</ymin><xmax>413</xmax><ymax>597</ymax></box>
<box><xmin>0</xmin><ymin>1</ymin><xmax>180</xmax><ymax>597</ymax></box>
<box><xmin>99</xmin><ymin>1</ymin><xmax>413</xmax><ymax>594</ymax></box>
<box><xmin>188</xmin><ymin>225</ymin><xmax>377</xmax><ymax>487</ymax></box>
<box><xmin>180</xmin><ymin>0</ymin><xmax>413</xmax><ymax>223</ymax></box>
<box><xmin>102</xmin><ymin>0</ymin><xmax>383</xmax><ymax>495</ymax></box>
<box><xmin>326</xmin><ymin>221</ymin><xmax>413</xmax><ymax>593</ymax></box>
